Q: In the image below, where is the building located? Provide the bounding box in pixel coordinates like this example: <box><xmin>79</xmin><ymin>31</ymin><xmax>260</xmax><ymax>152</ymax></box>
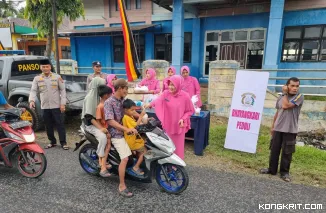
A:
<box><xmin>63</xmin><ymin>0</ymin><xmax>326</xmax><ymax>83</ymax></box>
<box><xmin>0</xmin><ymin>18</ymin><xmax>71</xmax><ymax>59</ymax></box>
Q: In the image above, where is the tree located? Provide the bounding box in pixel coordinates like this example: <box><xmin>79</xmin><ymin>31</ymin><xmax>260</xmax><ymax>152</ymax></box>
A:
<box><xmin>25</xmin><ymin>0</ymin><xmax>84</xmax><ymax>58</ymax></box>
<box><xmin>17</xmin><ymin>7</ymin><xmax>25</xmax><ymax>19</ymax></box>
<box><xmin>0</xmin><ymin>0</ymin><xmax>18</xmax><ymax>18</ymax></box>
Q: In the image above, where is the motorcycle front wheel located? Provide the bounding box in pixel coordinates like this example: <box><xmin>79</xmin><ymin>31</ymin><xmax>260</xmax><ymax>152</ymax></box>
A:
<box><xmin>15</xmin><ymin>151</ymin><xmax>47</xmax><ymax>178</ymax></box>
<box><xmin>155</xmin><ymin>163</ymin><xmax>189</xmax><ymax>194</ymax></box>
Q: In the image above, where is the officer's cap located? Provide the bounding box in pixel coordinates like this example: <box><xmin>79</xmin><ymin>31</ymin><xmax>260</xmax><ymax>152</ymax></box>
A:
<box><xmin>92</xmin><ymin>61</ymin><xmax>102</xmax><ymax>67</ymax></box>
<box><xmin>40</xmin><ymin>60</ymin><xmax>51</xmax><ymax>65</ymax></box>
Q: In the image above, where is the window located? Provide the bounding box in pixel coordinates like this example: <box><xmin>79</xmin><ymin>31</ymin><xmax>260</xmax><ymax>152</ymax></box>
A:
<box><xmin>113</xmin><ymin>35</ymin><xmax>145</xmax><ymax>63</ymax></box>
<box><xmin>154</xmin><ymin>33</ymin><xmax>192</xmax><ymax>63</ymax></box>
<box><xmin>136</xmin><ymin>0</ymin><xmax>141</xmax><ymax>9</ymax></box>
<box><xmin>10</xmin><ymin>60</ymin><xmax>50</xmax><ymax>77</ymax></box>
<box><xmin>115</xmin><ymin>0</ymin><xmax>119</xmax><ymax>11</ymax></box>
<box><xmin>282</xmin><ymin>25</ymin><xmax>326</xmax><ymax>62</ymax></box>
<box><xmin>235</xmin><ymin>31</ymin><xmax>248</xmax><ymax>41</ymax></box>
<box><xmin>204</xmin><ymin>28</ymin><xmax>266</xmax><ymax>75</ymax></box>
<box><xmin>61</xmin><ymin>46</ymin><xmax>71</xmax><ymax>59</ymax></box>
<box><xmin>126</xmin><ymin>0</ymin><xmax>131</xmax><ymax>10</ymax></box>
<box><xmin>0</xmin><ymin>60</ymin><xmax>3</xmax><ymax>79</ymax></box>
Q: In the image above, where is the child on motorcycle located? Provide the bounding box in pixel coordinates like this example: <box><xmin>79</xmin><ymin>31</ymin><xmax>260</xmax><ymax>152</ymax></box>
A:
<box><xmin>122</xmin><ymin>99</ymin><xmax>147</xmax><ymax>176</ymax></box>
<box><xmin>81</xmin><ymin>78</ymin><xmax>112</xmax><ymax>177</ymax></box>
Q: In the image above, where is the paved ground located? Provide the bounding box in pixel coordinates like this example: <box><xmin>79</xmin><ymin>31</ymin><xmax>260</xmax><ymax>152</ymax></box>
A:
<box><xmin>0</xmin><ymin>147</ymin><xmax>325</xmax><ymax>213</ymax></box>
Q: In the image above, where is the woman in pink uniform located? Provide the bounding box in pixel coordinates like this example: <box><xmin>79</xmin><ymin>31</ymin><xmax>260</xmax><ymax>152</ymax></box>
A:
<box><xmin>106</xmin><ymin>74</ymin><xmax>117</xmax><ymax>93</ymax></box>
<box><xmin>181</xmin><ymin>66</ymin><xmax>202</xmax><ymax>107</ymax></box>
<box><xmin>146</xmin><ymin>75</ymin><xmax>194</xmax><ymax>159</ymax></box>
<box><xmin>139</xmin><ymin>68</ymin><xmax>160</xmax><ymax>94</ymax></box>
<box><xmin>162</xmin><ymin>66</ymin><xmax>176</xmax><ymax>91</ymax></box>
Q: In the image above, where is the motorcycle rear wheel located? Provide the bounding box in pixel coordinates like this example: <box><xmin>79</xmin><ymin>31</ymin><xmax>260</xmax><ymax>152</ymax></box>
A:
<box><xmin>15</xmin><ymin>151</ymin><xmax>47</xmax><ymax>178</ymax></box>
<box><xmin>155</xmin><ymin>163</ymin><xmax>189</xmax><ymax>194</ymax></box>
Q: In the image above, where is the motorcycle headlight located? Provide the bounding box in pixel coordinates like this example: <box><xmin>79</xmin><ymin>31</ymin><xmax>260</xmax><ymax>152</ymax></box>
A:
<box><xmin>8</xmin><ymin>132</ymin><xmax>23</xmax><ymax>141</ymax></box>
<box><xmin>22</xmin><ymin>134</ymin><xmax>35</xmax><ymax>143</ymax></box>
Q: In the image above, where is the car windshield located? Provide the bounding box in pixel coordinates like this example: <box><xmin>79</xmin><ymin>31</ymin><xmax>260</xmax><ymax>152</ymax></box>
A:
<box><xmin>11</xmin><ymin>59</ymin><xmax>53</xmax><ymax>78</ymax></box>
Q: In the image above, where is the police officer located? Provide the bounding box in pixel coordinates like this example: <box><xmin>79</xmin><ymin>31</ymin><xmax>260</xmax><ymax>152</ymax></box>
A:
<box><xmin>29</xmin><ymin>60</ymin><xmax>68</xmax><ymax>150</ymax></box>
<box><xmin>86</xmin><ymin>61</ymin><xmax>108</xmax><ymax>90</ymax></box>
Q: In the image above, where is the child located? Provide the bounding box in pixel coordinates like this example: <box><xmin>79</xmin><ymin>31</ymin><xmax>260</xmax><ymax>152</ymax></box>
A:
<box><xmin>122</xmin><ymin>99</ymin><xmax>147</xmax><ymax>176</ymax></box>
<box><xmin>138</xmin><ymin>68</ymin><xmax>161</xmax><ymax>94</ymax></box>
<box><xmin>162</xmin><ymin>66</ymin><xmax>176</xmax><ymax>91</ymax></box>
<box><xmin>96</xmin><ymin>85</ymin><xmax>113</xmax><ymax>175</ymax></box>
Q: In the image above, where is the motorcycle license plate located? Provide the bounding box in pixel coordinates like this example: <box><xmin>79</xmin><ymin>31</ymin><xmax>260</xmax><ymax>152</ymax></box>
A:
<box><xmin>9</xmin><ymin>121</ymin><xmax>32</xmax><ymax>129</ymax></box>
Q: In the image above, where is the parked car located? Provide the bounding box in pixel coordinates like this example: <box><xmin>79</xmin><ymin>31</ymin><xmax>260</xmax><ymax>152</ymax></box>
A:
<box><xmin>0</xmin><ymin>55</ymin><xmax>86</xmax><ymax>131</ymax></box>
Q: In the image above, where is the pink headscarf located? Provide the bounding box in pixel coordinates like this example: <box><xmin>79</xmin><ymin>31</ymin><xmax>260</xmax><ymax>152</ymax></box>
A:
<box><xmin>181</xmin><ymin>65</ymin><xmax>202</xmax><ymax>107</ymax></box>
<box><xmin>106</xmin><ymin>74</ymin><xmax>116</xmax><ymax>93</ymax></box>
<box><xmin>139</xmin><ymin>68</ymin><xmax>160</xmax><ymax>94</ymax></box>
<box><xmin>162</xmin><ymin>66</ymin><xmax>176</xmax><ymax>91</ymax></box>
<box><xmin>151</xmin><ymin>75</ymin><xmax>194</xmax><ymax>135</ymax></box>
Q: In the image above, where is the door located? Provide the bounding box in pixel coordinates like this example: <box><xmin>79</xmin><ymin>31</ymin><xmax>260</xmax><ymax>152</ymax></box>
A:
<box><xmin>220</xmin><ymin>43</ymin><xmax>247</xmax><ymax>68</ymax></box>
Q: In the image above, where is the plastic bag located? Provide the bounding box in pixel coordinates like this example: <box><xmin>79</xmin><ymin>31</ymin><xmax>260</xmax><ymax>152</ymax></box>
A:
<box><xmin>143</xmin><ymin>94</ymin><xmax>158</xmax><ymax>105</ymax></box>
<box><xmin>134</xmin><ymin>85</ymin><xmax>149</xmax><ymax>93</ymax></box>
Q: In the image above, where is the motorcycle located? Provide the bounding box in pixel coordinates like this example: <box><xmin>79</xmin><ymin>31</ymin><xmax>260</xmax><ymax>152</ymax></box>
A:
<box><xmin>0</xmin><ymin>97</ymin><xmax>47</xmax><ymax>178</ymax></box>
<box><xmin>74</xmin><ymin>119</ymin><xmax>189</xmax><ymax>194</ymax></box>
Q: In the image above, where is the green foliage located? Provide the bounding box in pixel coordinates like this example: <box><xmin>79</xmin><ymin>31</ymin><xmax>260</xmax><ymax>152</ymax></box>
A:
<box><xmin>25</xmin><ymin>0</ymin><xmax>85</xmax><ymax>37</ymax></box>
<box><xmin>208</xmin><ymin>124</ymin><xmax>326</xmax><ymax>187</ymax></box>
<box><xmin>0</xmin><ymin>0</ymin><xmax>18</xmax><ymax>18</ymax></box>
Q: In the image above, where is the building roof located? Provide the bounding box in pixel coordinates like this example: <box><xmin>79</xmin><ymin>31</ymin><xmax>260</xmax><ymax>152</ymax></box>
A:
<box><xmin>0</xmin><ymin>17</ymin><xmax>70</xmax><ymax>31</ymax></box>
<box><xmin>58</xmin><ymin>24</ymin><xmax>159</xmax><ymax>37</ymax></box>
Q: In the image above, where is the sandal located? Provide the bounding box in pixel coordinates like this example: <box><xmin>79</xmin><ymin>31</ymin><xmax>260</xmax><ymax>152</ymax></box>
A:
<box><xmin>132</xmin><ymin>167</ymin><xmax>144</xmax><ymax>176</ymax></box>
<box><xmin>281</xmin><ymin>174</ymin><xmax>291</xmax><ymax>182</ymax></box>
<box><xmin>45</xmin><ymin>144</ymin><xmax>57</xmax><ymax>149</ymax></box>
<box><xmin>99</xmin><ymin>170</ymin><xmax>111</xmax><ymax>178</ymax></box>
<box><xmin>119</xmin><ymin>188</ymin><xmax>133</xmax><ymax>198</ymax></box>
<box><xmin>62</xmin><ymin>145</ymin><xmax>69</xmax><ymax>150</ymax></box>
<box><xmin>106</xmin><ymin>163</ymin><xmax>112</xmax><ymax>169</ymax></box>
<box><xmin>259</xmin><ymin>168</ymin><xmax>271</xmax><ymax>174</ymax></box>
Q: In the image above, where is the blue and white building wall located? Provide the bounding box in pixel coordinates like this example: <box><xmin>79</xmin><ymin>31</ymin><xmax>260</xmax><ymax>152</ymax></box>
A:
<box><xmin>67</xmin><ymin>0</ymin><xmax>326</xmax><ymax>83</ymax></box>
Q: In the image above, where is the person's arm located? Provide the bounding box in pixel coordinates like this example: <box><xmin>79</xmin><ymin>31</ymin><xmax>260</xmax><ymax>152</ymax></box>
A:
<box><xmin>271</xmin><ymin>111</ymin><xmax>278</xmax><ymax>135</ymax></box>
<box><xmin>29</xmin><ymin>77</ymin><xmax>38</xmax><ymax>108</ymax></box>
<box><xmin>194</xmin><ymin>78</ymin><xmax>201</xmax><ymax>96</ymax></box>
<box><xmin>85</xmin><ymin>114</ymin><xmax>107</xmax><ymax>133</ymax></box>
<box><xmin>108</xmin><ymin>120</ymin><xmax>129</xmax><ymax>132</ymax></box>
<box><xmin>154</xmin><ymin>81</ymin><xmax>161</xmax><ymax>94</ymax></box>
<box><xmin>181</xmin><ymin>103</ymin><xmax>195</xmax><ymax>121</ymax></box>
<box><xmin>136</xmin><ymin>110</ymin><xmax>146</xmax><ymax>125</ymax></box>
<box><xmin>58</xmin><ymin>76</ymin><xmax>67</xmax><ymax>112</ymax></box>
<box><xmin>281</xmin><ymin>95</ymin><xmax>296</xmax><ymax>109</ymax></box>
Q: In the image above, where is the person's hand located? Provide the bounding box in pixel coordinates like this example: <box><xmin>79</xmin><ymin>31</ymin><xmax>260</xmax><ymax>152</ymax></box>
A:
<box><xmin>144</xmin><ymin>103</ymin><xmax>151</xmax><ymax>109</ymax></box>
<box><xmin>282</xmin><ymin>85</ymin><xmax>288</xmax><ymax>94</ymax></box>
<box><xmin>179</xmin><ymin>119</ymin><xmax>184</xmax><ymax>128</ymax></box>
<box><xmin>60</xmin><ymin>105</ymin><xmax>66</xmax><ymax>113</ymax></box>
<box><xmin>148</xmin><ymin>117</ymin><xmax>155</xmax><ymax>121</ymax></box>
<box><xmin>126</xmin><ymin>128</ymin><xmax>138</xmax><ymax>135</ymax></box>
<box><xmin>270</xmin><ymin>129</ymin><xmax>274</xmax><ymax>136</ymax></box>
<box><xmin>20</xmin><ymin>108</ymin><xmax>26</xmax><ymax>113</ymax></box>
<box><xmin>30</xmin><ymin>101</ymin><xmax>35</xmax><ymax>109</ymax></box>
<box><xmin>101</xmin><ymin>128</ymin><xmax>108</xmax><ymax>134</ymax></box>
<box><xmin>140</xmin><ymin>109</ymin><xmax>146</xmax><ymax>117</ymax></box>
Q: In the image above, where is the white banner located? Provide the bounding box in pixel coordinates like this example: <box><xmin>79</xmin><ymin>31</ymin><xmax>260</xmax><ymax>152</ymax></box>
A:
<box><xmin>0</xmin><ymin>25</ymin><xmax>12</xmax><ymax>48</ymax></box>
<box><xmin>224</xmin><ymin>70</ymin><xmax>269</xmax><ymax>153</ymax></box>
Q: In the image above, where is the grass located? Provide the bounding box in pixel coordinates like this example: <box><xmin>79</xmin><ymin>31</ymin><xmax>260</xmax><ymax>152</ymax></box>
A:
<box><xmin>206</xmin><ymin>124</ymin><xmax>326</xmax><ymax>187</ymax></box>
<box><xmin>304</xmin><ymin>96</ymin><xmax>326</xmax><ymax>101</ymax></box>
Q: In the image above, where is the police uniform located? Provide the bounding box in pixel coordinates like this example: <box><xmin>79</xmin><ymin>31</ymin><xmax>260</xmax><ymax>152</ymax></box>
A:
<box><xmin>86</xmin><ymin>61</ymin><xmax>107</xmax><ymax>90</ymax></box>
<box><xmin>29</xmin><ymin>72</ymin><xmax>67</xmax><ymax>146</ymax></box>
